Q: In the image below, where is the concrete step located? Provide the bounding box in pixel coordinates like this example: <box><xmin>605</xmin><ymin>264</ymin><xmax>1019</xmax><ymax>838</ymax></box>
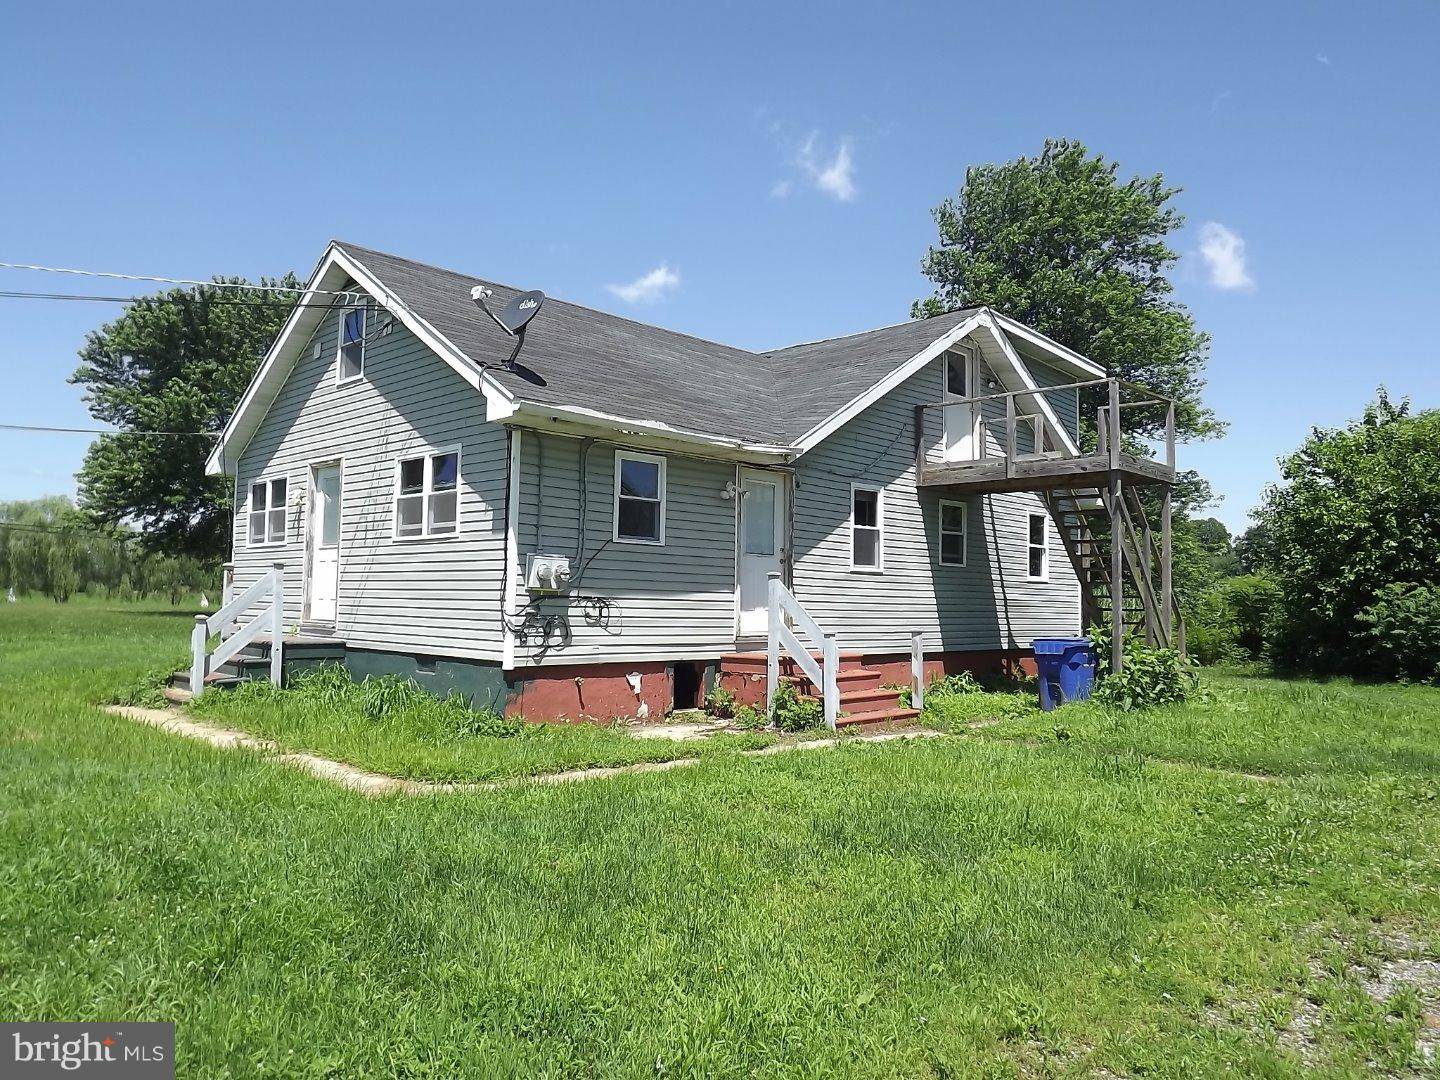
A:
<box><xmin>162</xmin><ymin>686</ymin><xmax>193</xmax><ymax>705</ymax></box>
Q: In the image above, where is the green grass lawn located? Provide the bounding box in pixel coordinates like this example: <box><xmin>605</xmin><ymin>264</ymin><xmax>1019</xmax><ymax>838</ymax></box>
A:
<box><xmin>2</xmin><ymin>598</ymin><xmax>1439</xmax><ymax>1076</ymax></box>
<box><xmin>186</xmin><ymin>668</ymin><xmax>777</xmax><ymax>782</ymax></box>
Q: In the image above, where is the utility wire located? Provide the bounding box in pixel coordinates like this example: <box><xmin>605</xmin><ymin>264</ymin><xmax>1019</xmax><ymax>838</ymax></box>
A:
<box><xmin>0</xmin><ymin>261</ymin><xmax>364</xmax><ymax>299</ymax></box>
<box><xmin>0</xmin><ymin>289</ymin><xmax>358</xmax><ymax>310</ymax></box>
<box><xmin>0</xmin><ymin>423</ymin><xmax>218</xmax><ymax>437</ymax></box>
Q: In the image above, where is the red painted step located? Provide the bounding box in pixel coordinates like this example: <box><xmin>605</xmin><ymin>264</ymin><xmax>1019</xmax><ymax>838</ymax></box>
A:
<box><xmin>835</xmin><ymin>706</ymin><xmax>922</xmax><ymax>728</ymax></box>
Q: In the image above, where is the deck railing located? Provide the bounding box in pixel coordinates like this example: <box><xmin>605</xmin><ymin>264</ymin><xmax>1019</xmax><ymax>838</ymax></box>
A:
<box><xmin>766</xmin><ymin>571</ymin><xmax>838</xmax><ymax>731</ymax></box>
<box><xmin>912</xmin><ymin>377</ymin><xmax>1176</xmax><ymax>482</ymax></box>
<box><xmin>190</xmin><ymin>562</ymin><xmax>284</xmax><ymax>698</ymax></box>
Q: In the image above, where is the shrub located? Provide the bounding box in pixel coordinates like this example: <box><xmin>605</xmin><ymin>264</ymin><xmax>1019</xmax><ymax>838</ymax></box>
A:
<box><xmin>733</xmin><ymin>704</ymin><xmax>766</xmax><ymax>730</ymax></box>
<box><xmin>1187</xmin><ymin>574</ymin><xmax>1281</xmax><ymax>665</ymax></box>
<box><xmin>1090</xmin><ymin>627</ymin><xmax>1196</xmax><ymax>711</ymax></box>
<box><xmin>704</xmin><ymin>686</ymin><xmax>737</xmax><ymax>720</ymax></box>
<box><xmin>770</xmin><ymin>680</ymin><xmax>824</xmax><ymax>733</ymax></box>
<box><xmin>1356</xmin><ymin>583</ymin><xmax>1440</xmax><ymax>683</ymax></box>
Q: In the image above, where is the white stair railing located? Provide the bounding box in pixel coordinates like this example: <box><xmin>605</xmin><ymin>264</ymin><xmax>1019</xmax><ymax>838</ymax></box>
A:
<box><xmin>766</xmin><ymin>571</ymin><xmax>838</xmax><ymax>731</ymax></box>
<box><xmin>189</xmin><ymin>561</ymin><xmax>284</xmax><ymax>698</ymax></box>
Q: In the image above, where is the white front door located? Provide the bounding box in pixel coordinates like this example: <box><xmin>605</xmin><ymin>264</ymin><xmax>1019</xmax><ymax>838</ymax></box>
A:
<box><xmin>737</xmin><ymin>469</ymin><xmax>787</xmax><ymax>638</ymax></box>
<box><xmin>942</xmin><ymin>345</ymin><xmax>980</xmax><ymax>462</ymax></box>
<box><xmin>306</xmin><ymin>464</ymin><xmax>341</xmax><ymax>623</ymax></box>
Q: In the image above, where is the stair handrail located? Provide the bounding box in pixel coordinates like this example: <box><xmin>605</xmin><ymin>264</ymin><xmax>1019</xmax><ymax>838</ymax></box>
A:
<box><xmin>190</xmin><ymin>562</ymin><xmax>284</xmax><ymax>698</ymax></box>
<box><xmin>766</xmin><ymin>571</ymin><xmax>838</xmax><ymax>730</ymax></box>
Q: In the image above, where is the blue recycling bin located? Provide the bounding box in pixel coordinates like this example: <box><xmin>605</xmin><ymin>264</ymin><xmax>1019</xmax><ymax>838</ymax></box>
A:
<box><xmin>1032</xmin><ymin>637</ymin><xmax>1096</xmax><ymax>711</ymax></box>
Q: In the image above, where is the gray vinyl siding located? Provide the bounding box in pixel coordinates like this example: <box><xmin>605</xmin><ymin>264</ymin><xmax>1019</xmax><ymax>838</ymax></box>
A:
<box><xmin>229</xmin><ymin>295</ymin><xmax>507</xmax><ymax>660</ymax></box>
<box><xmin>510</xmin><ymin>432</ymin><xmax>739</xmax><ymax>665</ymax></box>
<box><xmin>1030</xmin><ymin>356</ymin><xmax>1082</xmax><ymax>449</ymax></box>
<box><xmin>792</xmin><ymin>352</ymin><xmax>1082</xmax><ymax>654</ymax></box>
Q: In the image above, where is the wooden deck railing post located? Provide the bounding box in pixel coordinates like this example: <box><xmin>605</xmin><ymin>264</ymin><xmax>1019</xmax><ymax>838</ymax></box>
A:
<box><xmin>913</xmin><ymin>404</ymin><xmax>927</xmax><ymax>483</ymax></box>
<box><xmin>766</xmin><ymin>571</ymin><xmax>781</xmax><ymax>716</ymax></box>
<box><xmin>1004</xmin><ymin>394</ymin><xmax>1016</xmax><ymax>479</ymax></box>
<box><xmin>222</xmin><ymin>562</ymin><xmax>235</xmax><ymax>607</ymax></box>
<box><xmin>1161</xmin><ymin>486</ymin><xmax>1174</xmax><ymax>647</ymax></box>
<box><xmin>190</xmin><ymin>615</ymin><xmax>208</xmax><ymax>699</ymax></box>
<box><xmin>1165</xmin><ymin>401</ymin><xmax>1176</xmax><ymax>473</ymax></box>
<box><xmin>270</xmin><ymin>562</ymin><xmax>285</xmax><ymax>687</ymax></box>
<box><xmin>910</xmin><ymin>630</ymin><xmax>925</xmax><ymax>712</ymax></box>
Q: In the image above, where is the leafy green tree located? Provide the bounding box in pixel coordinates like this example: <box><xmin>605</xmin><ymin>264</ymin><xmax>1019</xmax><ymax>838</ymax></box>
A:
<box><xmin>1252</xmin><ymin>391</ymin><xmax>1440</xmax><ymax>677</ymax></box>
<box><xmin>70</xmin><ymin>276</ymin><xmax>299</xmax><ymax>560</ymax></box>
<box><xmin>914</xmin><ymin>138</ymin><xmax>1220</xmax><ymax>444</ymax></box>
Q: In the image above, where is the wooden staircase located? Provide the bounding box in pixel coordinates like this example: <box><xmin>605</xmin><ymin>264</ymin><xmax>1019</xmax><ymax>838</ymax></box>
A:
<box><xmin>718</xmin><ymin>652</ymin><xmax>920</xmax><ymax>728</ymax></box>
<box><xmin>166</xmin><ymin>639</ymin><xmax>274</xmax><ymax>704</ymax></box>
<box><xmin>1044</xmin><ymin>485</ymin><xmax>1185</xmax><ymax>653</ymax></box>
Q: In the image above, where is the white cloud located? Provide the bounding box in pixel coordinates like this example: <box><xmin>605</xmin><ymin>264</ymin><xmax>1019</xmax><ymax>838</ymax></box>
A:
<box><xmin>769</xmin><ymin>178</ymin><xmax>793</xmax><ymax>199</ymax></box>
<box><xmin>1198</xmin><ymin>222</ymin><xmax>1255</xmax><ymax>291</ymax></box>
<box><xmin>1316</xmin><ymin>52</ymin><xmax>1331</xmax><ymax>65</ymax></box>
<box><xmin>796</xmin><ymin>133</ymin><xmax>857</xmax><ymax>202</ymax></box>
<box><xmin>605</xmin><ymin>263</ymin><xmax>681</xmax><ymax>305</ymax></box>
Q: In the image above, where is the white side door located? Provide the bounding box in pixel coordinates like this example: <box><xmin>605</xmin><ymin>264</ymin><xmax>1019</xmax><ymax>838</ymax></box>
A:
<box><xmin>306</xmin><ymin>464</ymin><xmax>342</xmax><ymax>623</ymax></box>
<box><xmin>736</xmin><ymin>469</ymin><xmax>787</xmax><ymax>638</ymax></box>
<box><xmin>942</xmin><ymin>345</ymin><xmax>980</xmax><ymax>462</ymax></box>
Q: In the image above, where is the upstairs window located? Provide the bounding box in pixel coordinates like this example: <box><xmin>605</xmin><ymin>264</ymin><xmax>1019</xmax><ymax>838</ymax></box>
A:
<box><xmin>938</xmin><ymin>500</ymin><xmax>967</xmax><ymax>566</ymax></box>
<box><xmin>851</xmin><ymin>485</ymin><xmax>883</xmax><ymax>571</ymax></box>
<box><xmin>394</xmin><ymin>450</ymin><xmax>459</xmax><ymax>539</ymax></box>
<box><xmin>614</xmin><ymin>451</ymin><xmax>665</xmax><ymax>544</ymax></box>
<box><xmin>248</xmin><ymin>477</ymin><xmax>287</xmax><ymax>546</ymax></box>
<box><xmin>1027</xmin><ymin>512</ymin><xmax>1049</xmax><ymax>580</ymax></box>
<box><xmin>338</xmin><ymin>307</ymin><xmax>365</xmax><ymax>383</ymax></box>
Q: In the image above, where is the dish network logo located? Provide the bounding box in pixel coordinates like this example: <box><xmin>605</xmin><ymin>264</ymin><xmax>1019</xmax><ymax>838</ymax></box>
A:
<box><xmin>6</xmin><ymin>1024</ymin><xmax>173</xmax><ymax>1077</ymax></box>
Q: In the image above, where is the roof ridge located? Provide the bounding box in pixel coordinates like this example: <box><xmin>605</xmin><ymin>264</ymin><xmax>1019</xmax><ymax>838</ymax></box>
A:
<box><xmin>333</xmin><ymin>239</ymin><xmax>764</xmax><ymax>361</ymax></box>
<box><xmin>763</xmin><ymin>306</ymin><xmax>982</xmax><ymax>356</ymax></box>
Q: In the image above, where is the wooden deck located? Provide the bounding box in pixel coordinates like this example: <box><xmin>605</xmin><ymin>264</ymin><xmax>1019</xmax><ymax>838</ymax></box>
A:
<box><xmin>916</xmin><ymin>451</ymin><xmax>1174</xmax><ymax>494</ymax></box>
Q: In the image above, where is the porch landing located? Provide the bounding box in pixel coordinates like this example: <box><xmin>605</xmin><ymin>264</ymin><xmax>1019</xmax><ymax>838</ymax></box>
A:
<box><xmin>719</xmin><ymin>651</ymin><xmax>920</xmax><ymax>728</ymax></box>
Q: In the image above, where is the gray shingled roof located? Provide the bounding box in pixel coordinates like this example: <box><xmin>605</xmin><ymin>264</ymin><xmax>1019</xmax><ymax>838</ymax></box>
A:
<box><xmin>339</xmin><ymin>241</ymin><xmax>979</xmax><ymax>447</ymax></box>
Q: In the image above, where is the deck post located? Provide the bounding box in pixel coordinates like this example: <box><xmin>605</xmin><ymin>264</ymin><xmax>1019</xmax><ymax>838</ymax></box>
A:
<box><xmin>1165</xmin><ymin>401</ymin><xmax>1176</xmax><ymax>473</ymax></box>
<box><xmin>822</xmin><ymin>632</ymin><xmax>839</xmax><ymax>731</ymax></box>
<box><xmin>1004</xmin><ymin>394</ymin><xmax>1016</xmax><ymax>479</ymax></box>
<box><xmin>222</xmin><ymin>562</ymin><xmax>235</xmax><ymax>607</ymax></box>
<box><xmin>910</xmin><ymin>630</ymin><xmax>925</xmax><ymax>712</ymax></box>
<box><xmin>270</xmin><ymin>562</ymin><xmax>285</xmax><ymax>687</ymax></box>
<box><xmin>1109</xmin><ymin>471</ymin><xmax>1124</xmax><ymax>675</ymax></box>
<box><xmin>766</xmin><ymin>571</ymin><xmax>781</xmax><ymax>716</ymax></box>
<box><xmin>1161</xmin><ymin>486</ymin><xmax>1174</xmax><ymax>647</ymax></box>
<box><xmin>190</xmin><ymin>614</ymin><xmax>208</xmax><ymax>699</ymax></box>
<box><xmin>913</xmin><ymin>404</ymin><xmax>927</xmax><ymax>483</ymax></box>
<box><xmin>1107</xmin><ymin>379</ymin><xmax>1122</xmax><ymax>470</ymax></box>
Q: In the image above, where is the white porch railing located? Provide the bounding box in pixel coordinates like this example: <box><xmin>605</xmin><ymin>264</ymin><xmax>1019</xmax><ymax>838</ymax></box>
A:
<box><xmin>189</xmin><ymin>561</ymin><xmax>284</xmax><ymax>698</ymax></box>
<box><xmin>766</xmin><ymin>571</ymin><xmax>838</xmax><ymax>731</ymax></box>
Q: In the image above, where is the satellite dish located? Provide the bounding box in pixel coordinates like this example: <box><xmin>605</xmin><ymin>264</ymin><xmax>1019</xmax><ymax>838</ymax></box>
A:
<box><xmin>470</xmin><ymin>285</ymin><xmax>547</xmax><ymax>370</ymax></box>
<box><xmin>498</xmin><ymin>290</ymin><xmax>545</xmax><ymax>334</ymax></box>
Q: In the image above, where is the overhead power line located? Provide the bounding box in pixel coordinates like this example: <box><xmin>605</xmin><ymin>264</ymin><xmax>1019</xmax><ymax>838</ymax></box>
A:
<box><xmin>0</xmin><ymin>260</ymin><xmax>362</xmax><ymax>299</ymax></box>
<box><xmin>0</xmin><ymin>289</ymin><xmax>362</xmax><ymax>310</ymax></box>
<box><xmin>0</xmin><ymin>423</ymin><xmax>218</xmax><ymax>438</ymax></box>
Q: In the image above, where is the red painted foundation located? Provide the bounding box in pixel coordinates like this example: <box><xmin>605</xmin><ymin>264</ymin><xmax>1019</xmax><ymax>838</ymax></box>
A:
<box><xmin>507</xmin><ymin>648</ymin><xmax>1037</xmax><ymax>721</ymax></box>
<box><xmin>506</xmin><ymin>660</ymin><xmax>676</xmax><ymax>722</ymax></box>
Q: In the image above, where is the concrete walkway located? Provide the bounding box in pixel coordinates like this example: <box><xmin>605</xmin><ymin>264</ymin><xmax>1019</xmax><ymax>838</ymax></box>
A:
<box><xmin>103</xmin><ymin>705</ymin><xmax>941</xmax><ymax>798</ymax></box>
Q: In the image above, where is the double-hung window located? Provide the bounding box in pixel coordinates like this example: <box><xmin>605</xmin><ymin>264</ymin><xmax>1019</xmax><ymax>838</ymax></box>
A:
<box><xmin>614</xmin><ymin>451</ymin><xmax>665</xmax><ymax>544</ymax></box>
<box><xmin>248</xmin><ymin>477</ymin><xmax>287</xmax><ymax>546</ymax></box>
<box><xmin>938</xmin><ymin>500</ymin><xmax>967</xmax><ymax>566</ymax></box>
<box><xmin>394</xmin><ymin>450</ymin><xmax>459</xmax><ymax>539</ymax></box>
<box><xmin>851</xmin><ymin>485</ymin><xmax>883</xmax><ymax>571</ymax></box>
<box><xmin>337</xmin><ymin>307</ymin><xmax>365</xmax><ymax>383</ymax></box>
<box><xmin>1027</xmin><ymin>512</ymin><xmax>1049</xmax><ymax>580</ymax></box>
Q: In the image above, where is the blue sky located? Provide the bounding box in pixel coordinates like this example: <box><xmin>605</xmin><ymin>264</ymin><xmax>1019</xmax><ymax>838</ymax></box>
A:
<box><xmin>2</xmin><ymin>0</ymin><xmax>1437</xmax><ymax>533</ymax></box>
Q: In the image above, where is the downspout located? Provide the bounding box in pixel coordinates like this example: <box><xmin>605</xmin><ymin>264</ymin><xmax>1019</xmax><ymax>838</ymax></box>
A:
<box><xmin>501</xmin><ymin>428</ymin><xmax>523</xmax><ymax>671</ymax></box>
